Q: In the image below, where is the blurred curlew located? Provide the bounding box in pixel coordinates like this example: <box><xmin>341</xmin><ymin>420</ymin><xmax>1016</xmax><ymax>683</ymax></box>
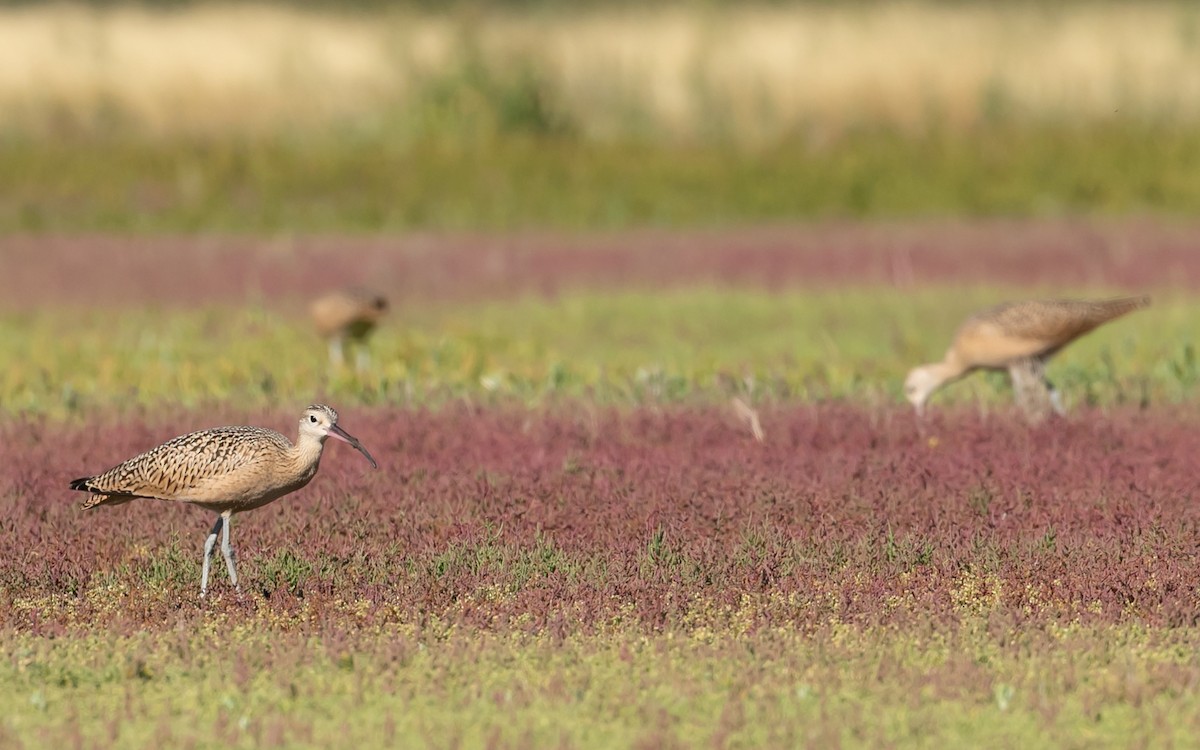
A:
<box><xmin>903</xmin><ymin>296</ymin><xmax>1149</xmax><ymax>420</ymax></box>
<box><xmin>70</xmin><ymin>405</ymin><xmax>378</xmax><ymax>597</ymax></box>
<box><xmin>310</xmin><ymin>287</ymin><xmax>388</xmax><ymax>371</ymax></box>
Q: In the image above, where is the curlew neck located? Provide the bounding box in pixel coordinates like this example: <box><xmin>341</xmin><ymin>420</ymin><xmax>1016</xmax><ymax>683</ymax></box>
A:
<box><xmin>927</xmin><ymin>354</ymin><xmax>970</xmax><ymax>387</ymax></box>
<box><xmin>906</xmin><ymin>352</ymin><xmax>971</xmax><ymax>413</ymax></box>
<box><xmin>289</xmin><ymin>430</ymin><xmax>328</xmax><ymax>478</ymax></box>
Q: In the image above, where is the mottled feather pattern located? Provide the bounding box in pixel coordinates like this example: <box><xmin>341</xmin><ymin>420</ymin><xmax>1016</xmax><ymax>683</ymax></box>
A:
<box><xmin>964</xmin><ymin>296</ymin><xmax>1149</xmax><ymax>346</ymax></box>
<box><xmin>74</xmin><ymin>426</ymin><xmax>294</xmax><ymax>508</ymax></box>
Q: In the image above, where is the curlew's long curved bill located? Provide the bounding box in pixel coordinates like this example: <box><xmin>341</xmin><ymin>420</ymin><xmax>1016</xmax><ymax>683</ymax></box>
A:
<box><xmin>328</xmin><ymin>424</ymin><xmax>379</xmax><ymax>469</ymax></box>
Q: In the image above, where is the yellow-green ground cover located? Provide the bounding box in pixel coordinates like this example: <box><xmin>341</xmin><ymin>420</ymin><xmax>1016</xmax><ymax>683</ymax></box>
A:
<box><xmin>0</xmin><ymin>286</ymin><xmax>1181</xmax><ymax>418</ymax></box>
<box><xmin>7</xmin><ymin>616</ymin><xmax>1200</xmax><ymax>748</ymax></box>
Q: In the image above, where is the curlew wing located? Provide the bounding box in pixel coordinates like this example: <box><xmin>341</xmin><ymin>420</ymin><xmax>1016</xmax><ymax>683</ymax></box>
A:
<box><xmin>310</xmin><ymin>289</ymin><xmax>387</xmax><ymax>338</ymax></box>
<box><xmin>71</xmin><ymin>426</ymin><xmax>291</xmax><ymax>509</ymax></box>
<box><xmin>953</xmin><ymin>296</ymin><xmax>1148</xmax><ymax>367</ymax></box>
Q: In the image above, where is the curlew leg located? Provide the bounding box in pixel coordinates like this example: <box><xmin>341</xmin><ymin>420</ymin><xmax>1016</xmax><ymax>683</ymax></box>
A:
<box><xmin>1008</xmin><ymin>359</ymin><xmax>1056</xmax><ymax>422</ymax></box>
<box><xmin>328</xmin><ymin>337</ymin><xmax>345</xmax><ymax>368</ymax></box>
<box><xmin>1046</xmin><ymin>382</ymin><xmax>1065</xmax><ymax>416</ymax></box>
<box><xmin>220</xmin><ymin>512</ymin><xmax>239</xmax><ymax>591</ymax></box>
<box><xmin>1031</xmin><ymin>357</ymin><xmax>1066</xmax><ymax>417</ymax></box>
<box><xmin>354</xmin><ymin>345</ymin><xmax>370</xmax><ymax>373</ymax></box>
<box><xmin>1038</xmin><ymin>359</ymin><xmax>1066</xmax><ymax>416</ymax></box>
<box><xmin>201</xmin><ymin>516</ymin><xmax>223</xmax><ymax>597</ymax></box>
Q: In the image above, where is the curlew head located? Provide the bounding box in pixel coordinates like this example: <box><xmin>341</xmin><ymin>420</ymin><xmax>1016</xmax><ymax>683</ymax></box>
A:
<box><xmin>903</xmin><ymin>365</ymin><xmax>944</xmax><ymax>417</ymax></box>
<box><xmin>299</xmin><ymin>404</ymin><xmax>378</xmax><ymax>468</ymax></box>
<box><xmin>366</xmin><ymin>293</ymin><xmax>387</xmax><ymax>314</ymax></box>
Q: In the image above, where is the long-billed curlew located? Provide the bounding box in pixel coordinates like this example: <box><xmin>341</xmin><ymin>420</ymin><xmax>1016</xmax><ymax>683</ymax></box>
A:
<box><xmin>310</xmin><ymin>288</ymin><xmax>388</xmax><ymax>370</ymax></box>
<box><xmin>903</xmin><ymin>296</ymin><xmax>1149</xmax><ymax>419</ymax></box>
<box><xmin>70</xmin><ymin>405</ymin><xmax>378</xmax><ymax>596</ymax></box>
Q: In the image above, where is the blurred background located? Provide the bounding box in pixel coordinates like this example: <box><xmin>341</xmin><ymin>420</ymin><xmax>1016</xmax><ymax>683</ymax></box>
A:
<box><xmin>3</xmin><ymin>0</ymin><xmax>1198</xmax><ymax>418</ymax></box>
<box><xmin>3</xmin><ymin>0</ymin><xmax>1200</xmax><ymax>232</ymax></box>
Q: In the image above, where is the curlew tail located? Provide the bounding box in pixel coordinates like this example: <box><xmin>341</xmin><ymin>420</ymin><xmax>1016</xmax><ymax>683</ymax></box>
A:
<box><xmin>69</xmin><ymin>476</ymin><xmax>136</xmax><ymax>510</ymax></box>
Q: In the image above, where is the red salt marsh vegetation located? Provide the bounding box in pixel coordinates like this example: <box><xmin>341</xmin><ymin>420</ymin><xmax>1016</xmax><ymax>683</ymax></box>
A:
<box><xmin>4</xmin><ymin>219</ymin><xmax>1200</xmax><ymax>311</ymax></box>
<box><xmin>4</xmin><ymin>403</ymin><xmax>1199</xmax><ymax>632</ymax></box>
<box><xmin>6</xmin><ymin>404</ymin><xmax>1200</xmax><ymax>746</ymax></box>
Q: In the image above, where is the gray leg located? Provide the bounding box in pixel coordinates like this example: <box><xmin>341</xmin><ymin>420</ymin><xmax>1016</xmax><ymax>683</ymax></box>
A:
<box><xmin>201</xmin><ymin>516</ymin><xmax>223</xmax><ymax>597</ymax></box>
<box><xmin>1008</xmin><ymin>359</ymin><xmax>1056</xmax><ymax>422</ymax></box>
<box><xmin>354</xmin><ymin>345</ymin><xmax>370</xmax><ymax>373</ymax></box>
<box><xmin>1047</xmin><ymin>383</ymin><xmax>1066</xmax><ymax>416</ymax></box>
<box><xmin>329</xmin><ymin>337</ymin><xmax>345</xmax><ymax>368</ymax></box>
<box><xmin>220</xmin><ymin>512</ymin><xmax>239</xmax><ymax>591</ymax></box>
<box><xmin>1032</xmin><ymin>357</ymin><xmax>1066</xmax><ymax>416</ymax></box>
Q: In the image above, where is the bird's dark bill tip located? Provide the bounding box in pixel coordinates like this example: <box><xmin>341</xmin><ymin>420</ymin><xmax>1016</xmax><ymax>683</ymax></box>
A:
<box><xmin>351</xmin><ymin>442</ymin><xmax>379</xmax><ymax>470</ymax></box>
<box><xmin>329</xmin><ymin>424</ymin><xmax>379</xmax><ymax>469</ymax></box>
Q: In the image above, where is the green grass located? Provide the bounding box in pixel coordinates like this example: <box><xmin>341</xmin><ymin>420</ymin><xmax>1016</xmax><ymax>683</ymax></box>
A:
<box><xmin>5</xmin><ymin>121</ymin><xmax>1200</xmax><ymax>232</ymax></box>
<box><xmin>4</xmin><ymin>614</ymin><xmax>1198</xmax><ymax>748</ymax></box>
<box><xmin>1</xmin><ymin>287</ymin><xmax>1186</xmax><ymax>417</ymax></box>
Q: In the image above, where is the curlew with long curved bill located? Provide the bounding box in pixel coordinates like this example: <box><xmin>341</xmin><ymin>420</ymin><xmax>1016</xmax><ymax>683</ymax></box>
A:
<box><xmin>903</xmin><ymin>296</ymin><xmax>1149</xmax><ymax>420</ymax></box>
<box><xmin>70</xmin><ymin>404</ymin><xmax>378</xmax><ymax>596</ymax></box>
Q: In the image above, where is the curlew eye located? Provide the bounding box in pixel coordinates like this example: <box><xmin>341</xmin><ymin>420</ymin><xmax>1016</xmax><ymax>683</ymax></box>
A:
<box><xmin>309</xmin><ymin>415</ymin><xmax>318</xmax><ymax>423</ymax></box>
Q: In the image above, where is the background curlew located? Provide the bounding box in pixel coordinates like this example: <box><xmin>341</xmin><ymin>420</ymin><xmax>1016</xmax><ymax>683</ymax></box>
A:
<box><xmin>903</xmin><ymin>296</ymin><xmax>1150</xmax><ymax>420</ymax></box>
<box><xmin>70</xmin><ymin>404</ymin><xmax>378</xmax><ymax>596</ymax></box>
<box><xmin>310</xmin><ymin>287</ymin><xmax>388</xmax><ymax>371</ymax></box>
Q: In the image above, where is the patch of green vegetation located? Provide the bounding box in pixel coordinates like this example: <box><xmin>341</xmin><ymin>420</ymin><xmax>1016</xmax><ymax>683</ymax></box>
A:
<box><xmin>0</xmin><ymin>286</ymin><xmax>1183</xmax><ymax>417</ymax></box>
<box><xmin>3</xmin><ymin>618</ymin><xmax>1199</xmax><ymax>748</ymax></box>
<box><xmin>5</xmin><ymin>121</ymin><xmax>1200</xmax><ymax>232</ymax></box>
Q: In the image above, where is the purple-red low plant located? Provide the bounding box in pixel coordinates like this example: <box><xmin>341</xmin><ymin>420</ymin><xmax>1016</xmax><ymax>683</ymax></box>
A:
<box><xmin>2</xmin><ymin>221</ymin><xmax>1196</xmax><ymax>311</ymax></box>
<box><xmin>3</xmin><ymin>403</ymin><xmax>1199</xmax><ymax>635</ymax></box>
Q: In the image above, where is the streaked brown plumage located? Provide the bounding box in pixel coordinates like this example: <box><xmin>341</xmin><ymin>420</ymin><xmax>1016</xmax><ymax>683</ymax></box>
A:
<box><xmin>310</xmin><ymin>288</ymin><xmax>388</xmax><ymax>370</ymax></box>
<box><xmin>70</xmin><ymin>405</ymin><xmax>378</xmax><ymax>596</ymax></box>
<box><xmin>903</xmin><ymin>296</ymin><xmax>1150</xmax><ymax>419</ymax></box>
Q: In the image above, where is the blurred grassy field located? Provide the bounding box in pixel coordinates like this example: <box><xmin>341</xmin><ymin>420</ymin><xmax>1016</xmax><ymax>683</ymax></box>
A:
<box><xmin>7</xmin><ymin>123</ymin><xmax>1200</xmax><ymax>231</ymax></box>
<box><xmin>3</xmin><ymin>2</ymin><xmax>1200</xmax><ymax>229</ymax></box>
<box><xmin>1</xmin><ymin>286</ymin><xmax>1182</xmax><ymax>418</ymax></box>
